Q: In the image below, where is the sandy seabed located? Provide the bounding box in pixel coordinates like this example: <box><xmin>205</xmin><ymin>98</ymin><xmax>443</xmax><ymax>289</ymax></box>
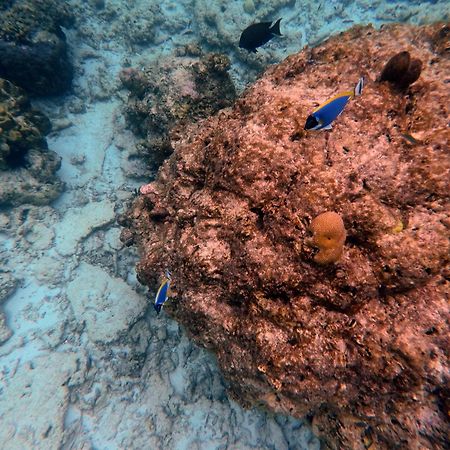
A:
<box><xmin>0</xmin><ymin>0</ymin><xmax>448</xmax><ymax>448</ymax></box>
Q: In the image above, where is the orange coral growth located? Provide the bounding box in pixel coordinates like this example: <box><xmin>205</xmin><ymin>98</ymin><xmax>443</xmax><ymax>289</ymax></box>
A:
<box><xmin>309</xmin><ymin>211</ymin><xmax>346</xmax><ymax>264</ymax></box>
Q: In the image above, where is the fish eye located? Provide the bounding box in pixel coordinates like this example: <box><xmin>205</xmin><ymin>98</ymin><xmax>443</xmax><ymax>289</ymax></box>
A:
<box><xmin>305</xmin><ymin>115</ymin><xmax>319</xmax><ymax>130</ymax></box>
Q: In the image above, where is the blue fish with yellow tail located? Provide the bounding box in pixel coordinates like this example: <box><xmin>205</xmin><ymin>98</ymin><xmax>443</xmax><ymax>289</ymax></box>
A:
<box><xmin>304</xmin><ymin>77</ymin><xmax>364</xmax><ymax>131</ymax></box>
<box><xmin>154</xmin><ymin>270</ymin><xmax>171</xmax><ymax>314</ymax></box>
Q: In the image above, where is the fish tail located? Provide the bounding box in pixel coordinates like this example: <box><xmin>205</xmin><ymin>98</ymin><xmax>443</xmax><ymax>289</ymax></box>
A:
<box><xmin>354</xmin><ymin>76</ymin><xmax>364</xmax><ymax>97</ymax></box>
<box><xmin>270</xmin><ymin>18</ymin><xmax>282</xmax><ymax>36</ymax></box>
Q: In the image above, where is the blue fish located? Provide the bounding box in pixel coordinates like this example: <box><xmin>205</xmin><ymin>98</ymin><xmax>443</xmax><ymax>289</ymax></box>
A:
<box><xmin>304</xmin><ymin>77</ymin><xmax>364</xmax><ymax>131</ymax></box>
<box><xmin>154</xmin><ymin>270</ymin><xmax>171</xmax><ymax>314</ymax></box>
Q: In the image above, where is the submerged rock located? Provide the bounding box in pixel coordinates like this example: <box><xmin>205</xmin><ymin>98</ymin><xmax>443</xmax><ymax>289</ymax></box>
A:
<box><xmin>0</xmin><ymin>0</ymin><xmax>74</xmax><ymax>96</ymax></box>
<box><xmin>0</xmin><ymin>78</ymin><xmax>64</xmax><ymax>206</ymax></box>
<box><xmin>0</xmin><ymin>270</ymin><xmax>18</xmax><ymax>344</ymax></box>
<box><xmin>54</xmin><ymin>200</ymin><xmax>116</xmax><ymax>256</ymax></box>
<box><xmin>122</xmin><ymin>23</ymin><xmax>449</xmax><ymax>449</ymax></box>
<box><xmin>0</xmin><ymin>352</ymin><xmax>78</xmax><ymax>448</ymax></box>
<box><xmin>120</xmin><ymin>51</ymin><xmax>236</xmax><ymax>177</ymax></box>
<box><xmin>67</xmin><ymin>262</ymin><xmax>147</xmax><ymax>344</ymax></box>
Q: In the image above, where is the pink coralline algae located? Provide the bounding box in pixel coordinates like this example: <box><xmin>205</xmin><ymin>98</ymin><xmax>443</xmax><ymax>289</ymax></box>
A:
<box><xmin>122</xmin><ymin>23</ymin><xmax>450</xmax><ymax>449</ymax></box>
<box><xmin>139</xmin><ymin>183</ymin><xmax>154</xmax><ymax>196</ymax></box>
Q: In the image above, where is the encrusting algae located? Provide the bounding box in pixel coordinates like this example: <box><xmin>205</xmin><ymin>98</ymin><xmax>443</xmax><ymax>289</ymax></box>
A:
<box><xmin>309</xmin><ymin>211</ymin><xmax>346</xmax><ymax>264</ymax></box>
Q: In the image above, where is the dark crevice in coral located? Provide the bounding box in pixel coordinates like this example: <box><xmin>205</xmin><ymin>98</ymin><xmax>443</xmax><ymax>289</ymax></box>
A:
<box><xmin>250</xmin><ymin>207</ymin><xmax>265</xmax><ymax>231</ymax></box>
<box><xmin>3</xmin><ymin>145</ymin><xmax>28</xmax><ymax>169</ymax></box>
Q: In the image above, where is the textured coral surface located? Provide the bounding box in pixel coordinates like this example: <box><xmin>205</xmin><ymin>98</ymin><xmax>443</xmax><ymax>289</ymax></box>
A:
<box><xmin>0</xmin><ymin>0</ymin><xmax>74</xmax><ymax>95</ymax></box>
<box><xmin>0</xmin><ymin>78</ymin><xmax>63</xmax><ymax>206</ymax></box>
<box><xmin>123</xmin><ymin>23</ymin><xmax>449</xmax><ymax>449</ymax></box>
<box><xmin>121</xmin><ymin>51</ymin><xmax>236</xmax><ymax>177</ymax></box>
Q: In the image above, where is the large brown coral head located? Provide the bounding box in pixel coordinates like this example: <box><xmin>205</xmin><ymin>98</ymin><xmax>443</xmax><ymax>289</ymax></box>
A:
<box><xmin>380</xmin><ymin>51</ymin><xmax>410</xmax><ymax>82</ymax></box>
<box><xmin>309</xmin><ymin>211</ymin><xmax>346</xmax><ymax>264</ymax></box>
<box><xmin>379</xmin><ymin>51</ymin><xmax>423</xmax><ymax>89</ymax></box>
<box><xmin>398</xmin><ymin>58</ymin><xmax>423</xmax><ymax>88</ymax></box>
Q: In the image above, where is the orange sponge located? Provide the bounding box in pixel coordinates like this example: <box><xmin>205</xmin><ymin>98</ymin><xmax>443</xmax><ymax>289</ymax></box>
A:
<box><xmin>309</xmin><ymin>211</ymin><xmax>346</xmax><ymax>264</ymax></box>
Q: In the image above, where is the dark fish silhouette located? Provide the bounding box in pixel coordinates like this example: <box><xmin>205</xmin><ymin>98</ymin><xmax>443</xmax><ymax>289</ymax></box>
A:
<box><xmin>400</xmin><ymin>133</ymin><xmax>422</xmax><ymax>145</ymax></box>
<box><xmin>239</xmin><ymin>19</ymin><xmax>282</xmax><ymax>53</ymax></box>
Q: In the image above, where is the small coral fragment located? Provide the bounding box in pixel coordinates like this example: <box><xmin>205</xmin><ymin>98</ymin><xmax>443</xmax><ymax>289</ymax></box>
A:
<box><xmin>391</xmin><ymin>220</ymin><xmax>404</xmax><ymax>233</ymax></box>
<box><xmin>309</xmin><ymin>211</ymin><xmax>346</xmax><ymax>264</ymax></box>
<box><xmin>379</xmin><ymin>51</ymin><xmax>422</xmax><ymax>89</ymax></box>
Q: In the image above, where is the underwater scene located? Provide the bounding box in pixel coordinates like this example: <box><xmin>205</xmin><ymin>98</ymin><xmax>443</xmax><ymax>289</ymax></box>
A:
<box><xmin>0</xmin><ymin>0</ymin><xmax>449</xmax><ymax>449</ymax></box>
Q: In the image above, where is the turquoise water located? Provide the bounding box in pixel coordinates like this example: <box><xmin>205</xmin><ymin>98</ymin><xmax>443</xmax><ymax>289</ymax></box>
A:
<box><xmin>0</xmin><ymin>1</ymin><xmax>448</xmax><ymax>449</ymax></box>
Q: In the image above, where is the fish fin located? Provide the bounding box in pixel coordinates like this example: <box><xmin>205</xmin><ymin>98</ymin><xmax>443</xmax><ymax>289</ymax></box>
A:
<box><xmin>354</xmin><ymin>77</ymin><xmax>364</xmax><ymax>96</ymax></box>
<box><xmin>312</xmin><ymin>78</ymin><xmax>363</xmax><ymax>114</ymax></box>
<box><xmin>322</xmin><ymin>124</ymin><xmax>333</xmax><ymax>130</ymax></box>
<box><xmin>270</xmin><ymin>18</ymin><xmax>282</xmax><ymax>36</ymax></box>
<box><xmin>313</xmin><ymin>92</ymin><xmax>352</xmax><ymax>113</ymax></box>
<box><xmin>154</xmin><ymin>304</ymin><xmax>162</xmax><ymax>314</ymax></box>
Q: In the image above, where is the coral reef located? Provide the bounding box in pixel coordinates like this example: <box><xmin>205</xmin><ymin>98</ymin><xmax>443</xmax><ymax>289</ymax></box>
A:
<box><xmin>0</xmin><ymin>78</ymin><xmax>64</xmax><ymax>206</ymax></box>
<box><xmin>0</xmin><ymin>0</ymin><xmax>74</xmax><ymax>95</ymax></box>
<box><xmin>123</xmin><ymin>23</ymin><xmax>450</xmax><ymax>449</ymax></box>
<box><xmin>120</xmin><ymin>51</ymin><xmax>236</xmax><ymax>177</ymax></box>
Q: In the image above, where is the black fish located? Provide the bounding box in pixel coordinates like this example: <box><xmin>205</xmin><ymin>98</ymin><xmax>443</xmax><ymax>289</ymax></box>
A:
<box><xmin>239</xmin><ymin>19</ymin><xmax>282</xmax><ymax>53</ymax></box>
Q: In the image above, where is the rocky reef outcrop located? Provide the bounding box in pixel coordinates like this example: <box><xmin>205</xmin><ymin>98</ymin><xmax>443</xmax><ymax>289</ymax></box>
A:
<box><xmin>122</xmin><ymin>23</ymin><xmax>450</xmax><ymax>449</ymax></box>
<box><xmin>120</xmin><ymin>50</ymin><xmax>236</xmax><ymax>178</ymax></box>
<box><xmin>0</xmin><ymin>78</ymin><xmax>64</xmax><ymax>206</ymax></box>
<box><xmin>0</xmin><ymin>0</ymin><xmax>74</xmax><ymax>96</ymax></box>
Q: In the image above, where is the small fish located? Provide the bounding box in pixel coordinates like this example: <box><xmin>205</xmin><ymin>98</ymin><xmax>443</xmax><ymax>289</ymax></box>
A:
<box><xmin>154</xmin><ymin>270</ymin><xmax>171</xmax><ymax>314</ymax></box>
<box><xmin>304</xmin><ymin>77</ymin><xmax>364</xmax><ymax>131</ymax></box>
<box><xmin>400</xmin><ymin>133</ymin><xmax>422</xmax><ymax>145</ymax></box>
<box><xmin>239</xmin><ymin>19</ymin><xmax>282</xmax><ymax>53</ymax></box>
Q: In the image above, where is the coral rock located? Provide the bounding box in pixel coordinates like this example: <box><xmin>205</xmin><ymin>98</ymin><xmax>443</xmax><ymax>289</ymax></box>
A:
<box><xmin>0</xmin><ymin>0</ymin><xmax>74</xmax><ymax>95</ymax></box>
<box><xmin>121</xmin><ymin>52</ymin><xmax>236</xmax><ymax>177</ymax></box>
<box><xmin>0</xmin><ymin>78</ymin><xmax>64</xmax><ymax>206</ymax></box>
<box><xmin>123</xmin><ymin>23</ymin><xmax>450</xmax><ymax>449</ymax></box>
